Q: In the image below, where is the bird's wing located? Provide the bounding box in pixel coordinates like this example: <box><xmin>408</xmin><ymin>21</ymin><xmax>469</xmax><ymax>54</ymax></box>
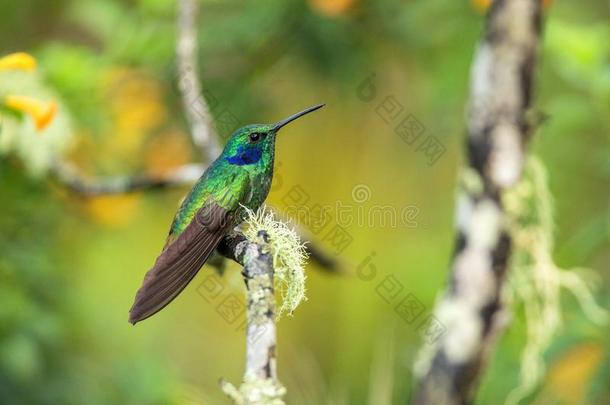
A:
<box><xmin>129</xmin><ymin>176</ymin><xmax>249</xmax><ymax>324</ymax></box>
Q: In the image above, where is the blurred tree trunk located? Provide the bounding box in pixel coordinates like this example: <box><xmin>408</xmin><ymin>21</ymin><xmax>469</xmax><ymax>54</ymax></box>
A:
<box><xmin>413</xmin><ymin>0</ymin><xmax>543</xmax><ymax>404</ymax></box>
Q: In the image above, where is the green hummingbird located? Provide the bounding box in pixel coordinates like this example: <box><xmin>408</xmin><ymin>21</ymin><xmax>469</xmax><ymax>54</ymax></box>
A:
<box><xmin>129</xmin><ymin>104</ymin><xmax>324</xmax><ymax>324</ymax></box>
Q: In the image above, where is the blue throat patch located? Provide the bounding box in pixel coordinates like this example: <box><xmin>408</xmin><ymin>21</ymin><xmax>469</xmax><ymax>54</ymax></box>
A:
<box><xmin>226</xmin><ymin>145</ymin><xmax>263</xmax><ymax>166</ymax></box>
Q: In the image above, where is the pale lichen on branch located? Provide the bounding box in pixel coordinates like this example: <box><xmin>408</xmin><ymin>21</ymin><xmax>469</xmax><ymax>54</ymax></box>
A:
<box><xmin>219</xmin><ymin>220</ymin><xmax>307</xmax><ymax>405</ymax></box>
<box><xmin>503</xmin><ymin>156</ymin><xmax>608</xmax><ymax>404</ymax></box>
<box><xmin>218</xmin><ymin>208</ymin><xmax>307</xmax><ymax>404</ymax></box>
<box><xmin>242</xmin><ymin>206</ymin><xmax>308</xmax><ymax>317</ymax></box>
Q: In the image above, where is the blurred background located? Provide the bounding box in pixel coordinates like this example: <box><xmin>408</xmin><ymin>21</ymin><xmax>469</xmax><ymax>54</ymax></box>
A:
<box><xmin>0</xmin><ymin>0</ymin><xmax>608</xmax><ymax>404</ymax></box>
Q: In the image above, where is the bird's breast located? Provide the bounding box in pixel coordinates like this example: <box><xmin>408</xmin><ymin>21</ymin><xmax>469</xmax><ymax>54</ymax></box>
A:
<box><xmin>244</xmin><ymin>170</ymin><xmax>273</xmax><ymax>211</ymax></box>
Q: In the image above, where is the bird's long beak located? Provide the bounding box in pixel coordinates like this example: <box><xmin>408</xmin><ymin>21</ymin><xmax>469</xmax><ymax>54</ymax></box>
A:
<box><xmin>272</xmin><ymin>103</ymin><xmax>325</xmax><ymax>132</ymax></box>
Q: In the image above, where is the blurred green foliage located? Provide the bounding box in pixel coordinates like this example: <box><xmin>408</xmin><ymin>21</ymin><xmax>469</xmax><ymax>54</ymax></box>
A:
<box><xmin>0</xmin><ymin>0</ymin><xmax>608</xmax><ymax>404</ymax></box>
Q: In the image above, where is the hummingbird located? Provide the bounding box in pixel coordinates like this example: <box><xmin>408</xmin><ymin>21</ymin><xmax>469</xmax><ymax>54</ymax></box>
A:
<box><xmin>129</xmin><ymin>104</ymin><xmax>324</xmax><ymax>324</ymax></box>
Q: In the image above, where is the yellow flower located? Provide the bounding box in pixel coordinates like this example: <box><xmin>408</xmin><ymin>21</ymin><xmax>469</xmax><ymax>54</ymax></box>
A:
<box><xmin>86</xmin><ymin>194</ymin><xmax>140</xmax><ymax>227</ymax></box>
<box><xmin>541</xmin><ymin>342</ymin><xmax>604</xmax><ymax>404</ymax></box>
<box><xmin>0</xmin><ymin>52</ymin><xmax>36</xmax><ymax>71</ymax></box>
<box><xmin>5</xmin><ymin>95</ymin><xmax>57</xmax><ymax>131</ymax></box>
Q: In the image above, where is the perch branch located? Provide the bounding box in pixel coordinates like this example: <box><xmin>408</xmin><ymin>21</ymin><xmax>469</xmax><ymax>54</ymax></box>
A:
<box><xmin>177</xmin><ymin>0</ymin><xmax>221</xmax><ymax>162</ymax></box>
<box><xmin>220</xmin><ymin>231</ymin><xmax>286</xmax><ymax>405</ymax></box>
<box><xmin>413</xmin><ymin>1</ymin><xmax>542</xmax><ymax>404</ymax></box>
<box><xmin>217</xmin><ymin>231</ymin><xmax>249</xmax><ymax>264</ymax></box>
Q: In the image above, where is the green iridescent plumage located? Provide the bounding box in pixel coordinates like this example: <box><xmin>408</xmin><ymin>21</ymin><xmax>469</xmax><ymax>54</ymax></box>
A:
<box><xmin>169</xmin><ymin>123</ymin><xmax>277</xmax><ymax>237</ymax></box>
<box><xmin>129</xmin><ymin>104</ymin><xmax>324</xmax><ymax>324</ymax></box>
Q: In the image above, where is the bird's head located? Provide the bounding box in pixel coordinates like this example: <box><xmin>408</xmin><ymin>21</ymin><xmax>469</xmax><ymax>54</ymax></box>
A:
<box><xmin>222</xmin><ymin>104</ymin><xmax>324</xmax><ymax>166</ymax></box>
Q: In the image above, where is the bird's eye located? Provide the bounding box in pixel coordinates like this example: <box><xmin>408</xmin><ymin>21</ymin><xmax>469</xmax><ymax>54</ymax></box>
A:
<box><xmin>249</xmin><ymin>132</ymin><xmax>263</xmax><ymax>142</ymax></box>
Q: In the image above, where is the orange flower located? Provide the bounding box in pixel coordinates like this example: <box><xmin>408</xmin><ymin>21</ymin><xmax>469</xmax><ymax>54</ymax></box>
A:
<box><xmin>472</xmin><ymin>0</ymin><xmax>490</xmax><ymax>11</ymax></box>
<box><xmin>5</xmin><ymin>95</ymin><xmax>57</xmax><ymax>131</ymax></box>
<box><xmin>0</xmin><ymin>52</ymin><xmax>36</xmax><ymax>71</ymax></box>
<box><xmin>309</xmin><ymin>0</ymin><xmax>357</xmax><ymax>17</ymax></box>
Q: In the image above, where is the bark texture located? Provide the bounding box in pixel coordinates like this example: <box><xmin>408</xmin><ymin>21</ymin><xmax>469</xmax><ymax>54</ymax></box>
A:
<box><xmin>220</xmin><ymin>231</ymin><xmax>286</xmax><ymax>405</ymax></box>
<box><xmin>413</xmin><ymin>1</ymin><xmax>543</xmax><ymax>404</ymax></box>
